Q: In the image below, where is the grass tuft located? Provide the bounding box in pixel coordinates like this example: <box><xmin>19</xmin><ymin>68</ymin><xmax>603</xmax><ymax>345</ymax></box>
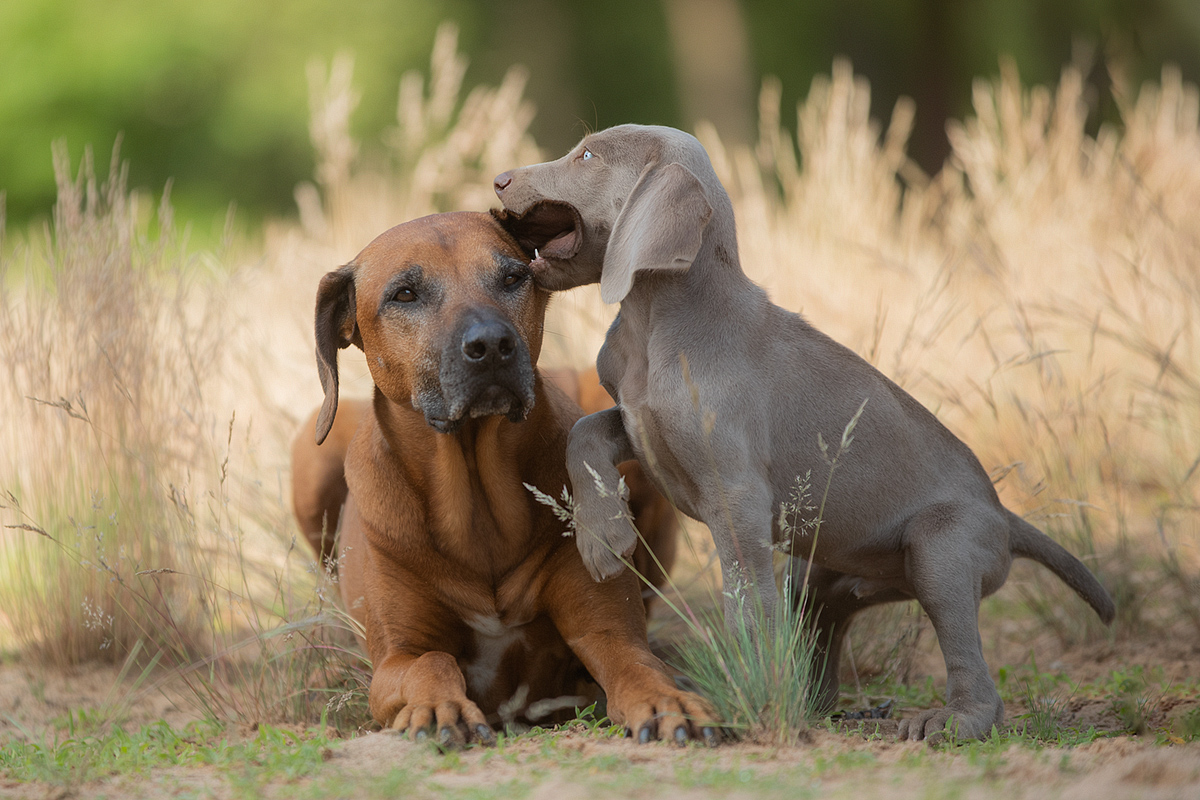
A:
<box><xmin>671</xmin><ymin>575</ymin><xmax>822</xmax><ymax>745</ymax></box>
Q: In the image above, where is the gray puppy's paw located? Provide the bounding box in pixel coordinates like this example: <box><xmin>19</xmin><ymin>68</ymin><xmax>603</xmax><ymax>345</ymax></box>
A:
<box><xmin>896</xmin><ymin>697</ymin><xmax>1004</xmax><ymax>744</ymax></box>
<box><xmin>574</xmin><ymin>502</ymin><xmax>638</xmax><ymax>582</ymax></box>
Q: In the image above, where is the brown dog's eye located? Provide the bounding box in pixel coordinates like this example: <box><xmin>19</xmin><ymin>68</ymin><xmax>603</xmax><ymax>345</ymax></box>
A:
<box><xmin>503</xmin><ymin>272</ymin><xmax>526</xmax><ymax>288</ymax></box>
<box><xmin>394</xmin><ymin>287</ymin><xmax>417</xmax><ymax>303</ymax></box>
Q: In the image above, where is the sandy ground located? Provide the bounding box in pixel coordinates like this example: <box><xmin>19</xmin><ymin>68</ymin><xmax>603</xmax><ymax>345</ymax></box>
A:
<box><xmin>2</xmin><ymin>701</ymin><xmax>1198</xmax><ymax>799</ymax></box>
<box><xmin>1</xmin><ymin>505</ymin><xmax>1196</xmax><ymax>799</ymax></box>
<box><xmin>1</xmin><ymin>621</ymin><xmax>1198</xmax><ymax>799</ymax></box>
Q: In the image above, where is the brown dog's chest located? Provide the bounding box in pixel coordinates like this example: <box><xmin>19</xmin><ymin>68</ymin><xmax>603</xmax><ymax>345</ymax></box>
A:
<box><xmin>457</xmin><ymin>612</ymin><xmax>584</xmax><ymax>716</ymax></box>
<box><xmin>353</xmin><ymin>500</ymin><xmax>588</xmax><ymax>714</ymax></box>
<box><xmin>385</xmin><ymin>485</ymin><xmax>589</xmax><ymax>713</ymax></box>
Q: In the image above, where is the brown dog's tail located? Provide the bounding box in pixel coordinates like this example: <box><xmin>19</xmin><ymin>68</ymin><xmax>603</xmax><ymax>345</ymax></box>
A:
<box><xmin>1009</xmin><ymin>513</ymin><xmax>1116</xmax><ymax>624</ymax></box>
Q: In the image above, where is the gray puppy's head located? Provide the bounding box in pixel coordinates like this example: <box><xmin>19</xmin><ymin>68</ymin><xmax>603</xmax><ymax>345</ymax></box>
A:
<box><xmin>492</xmin><ymin>124</ymin><xmax>718</xmax><ymax>304</ymax></box>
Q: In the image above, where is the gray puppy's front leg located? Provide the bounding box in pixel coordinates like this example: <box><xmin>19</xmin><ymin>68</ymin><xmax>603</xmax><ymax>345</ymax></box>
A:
<box><xmin>567</xmin><ymin>408</ymin><xmax>639</xmax><ymax>581</ymax></box>
<box><xmin>706</xmin><ymin>482</ymin><xmax>778</xmax><ymax>636</ymax></box>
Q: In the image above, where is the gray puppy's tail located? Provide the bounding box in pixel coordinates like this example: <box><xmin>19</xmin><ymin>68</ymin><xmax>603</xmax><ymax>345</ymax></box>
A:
<box><xmin>1009</xmin><ymin>513</ymin><xmax>1116</xmax><ymax>624</ymax></box>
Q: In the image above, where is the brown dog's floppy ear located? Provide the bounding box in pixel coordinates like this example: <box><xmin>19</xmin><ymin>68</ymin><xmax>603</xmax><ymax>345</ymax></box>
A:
<box><xmin>314</xmin><ymin>265</ymin><xmax>359</xmax><ymax>445</ymax></box>
<box><xmin>601</xmin><ymin>162</ymin><xmax>713</xmax><ymax>304</ymax></box>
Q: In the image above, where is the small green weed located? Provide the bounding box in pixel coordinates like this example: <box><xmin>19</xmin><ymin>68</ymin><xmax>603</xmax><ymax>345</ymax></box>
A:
<box><xmin>1002</xmin><ymin>656</ymin><xmax>1078</xmax><ymax>742</ymax></box>
<box><xmin>1166</xmin><ymin>706</ymin><xmax>1200</xmax><ymax>743</ymax></box>
<box><xmin>1101</xmin><ymin>666</ymin><xmax>1162</xmax><ymax>736</ymax></box>
<box><xmin>560</xmin><ymin>702</ymin><xmax>624</xmax><ymax>737</ymax></box>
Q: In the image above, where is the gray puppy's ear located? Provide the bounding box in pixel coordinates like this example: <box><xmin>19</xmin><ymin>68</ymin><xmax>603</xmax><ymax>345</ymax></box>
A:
<box><xmin>314</xmin><ymin>265</ymin><xmax>360</xmax><ymax>445</ymax></box>
<box><xmin>600</xmin><ymin>162</ymin><xmax>713</xmax><ymax>304</ymax></box>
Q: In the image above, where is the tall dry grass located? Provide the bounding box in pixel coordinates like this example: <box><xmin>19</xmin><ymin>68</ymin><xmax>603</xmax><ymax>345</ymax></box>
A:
<box><xmin>0</xmin><ymin>142</ymin><xmax>367</xmax><ymax>727</ymax></box>
<box><xmin>0</xmin><ymin>141</ymin><xmax>222</xmax><ymax>664</ymax></box>
<box><xmin>294</xmin><ymin>23</ymin><xmax>540</xmax><ymax>253</ymax></box>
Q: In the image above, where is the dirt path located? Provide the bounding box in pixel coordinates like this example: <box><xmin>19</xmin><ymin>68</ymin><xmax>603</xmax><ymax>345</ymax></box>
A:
<box><xmin>3</xmin><ymin>718</ymin><xmax>1198</xmax><ymax>799</ymax></box>
<box><xmin>1</xmin><ymin>623</ymin><xmax>1198</xmax><ymax>799</ymax></box>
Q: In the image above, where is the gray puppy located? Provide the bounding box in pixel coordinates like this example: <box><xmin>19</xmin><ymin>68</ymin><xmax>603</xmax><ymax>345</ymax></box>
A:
<box><xmin>492</xmin><ymin>124</ymin><xmax>1114</xmax><ymax>742</ymax></box>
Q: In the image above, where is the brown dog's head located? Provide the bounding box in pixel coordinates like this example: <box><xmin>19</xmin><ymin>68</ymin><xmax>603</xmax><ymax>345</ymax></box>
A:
<box><xmin>313</xmin><ymin>212</ymin><xmax>547</xmax><ymax>443</ymax></box>
<box><xmin>492</xmin><ymin>124</ymin><xmax>715</xmax><ymax>304</ymax></box>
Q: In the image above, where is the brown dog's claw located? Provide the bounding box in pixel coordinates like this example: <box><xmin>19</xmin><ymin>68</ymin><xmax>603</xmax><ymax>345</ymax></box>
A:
<box><xmin>702</xmin><ymin>727</ymin><xmax>719</xmax><ymax>747</ymax></box>
<box><xmin>438</xmin><ymin>726</ymin><xmax>459</xmax><ymax>748</ymax></box>
<box><xmin>674</xmin><ymin>726</ymin><xmax>688</xmax><ymax>746</ymax></box>
<box><xmin>638</xmin><ymin>725</ymin><xmax>652</xmax><ymax>744</ymax></box>
<box><xmin>474</xmin><ymin>724</ymin><xmax>497</xmax><ymax>746</ymax></box>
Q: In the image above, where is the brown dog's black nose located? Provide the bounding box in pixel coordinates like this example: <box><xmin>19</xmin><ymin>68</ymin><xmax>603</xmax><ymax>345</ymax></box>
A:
<box><xmin>493</xmin><ymin>171</ymin><xmax>512</xmax><ymax>198</ymax></box>
<box><xmin>462</xmin><ymin>319</ymin><xmax>516</xmax><ymax>364</ymax></box>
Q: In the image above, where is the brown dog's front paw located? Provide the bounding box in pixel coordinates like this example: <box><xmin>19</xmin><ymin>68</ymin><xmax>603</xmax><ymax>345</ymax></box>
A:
<box><xmin>609</xmin><ymin>679</ymin><xmax>720</xmax><ymax>746</ymax></box>
<box><xmin>391</xmin><ymin>698</ymin><xmax>496</xmax><ymax>747</ymax></box>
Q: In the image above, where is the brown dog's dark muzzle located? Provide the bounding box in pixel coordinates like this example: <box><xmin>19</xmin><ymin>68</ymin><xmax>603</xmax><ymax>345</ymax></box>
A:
<box><xmin>427</xmin><ymin>310</ymin><xmax>536</xmax><ymax>433</ymax></box>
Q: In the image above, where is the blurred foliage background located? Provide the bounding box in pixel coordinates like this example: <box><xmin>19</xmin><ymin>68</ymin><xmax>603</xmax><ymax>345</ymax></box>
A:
<box><xmin>2</xmin><ymin>0</ymin><xmax>1198</xmax><ymax>234</ymax></box>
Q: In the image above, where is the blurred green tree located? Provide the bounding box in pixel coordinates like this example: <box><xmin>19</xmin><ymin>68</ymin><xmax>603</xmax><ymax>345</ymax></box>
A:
<box><xmin>1</xmin><ymin>0</ymin><xmax>1196</xmax><ymax>231</ymax></box>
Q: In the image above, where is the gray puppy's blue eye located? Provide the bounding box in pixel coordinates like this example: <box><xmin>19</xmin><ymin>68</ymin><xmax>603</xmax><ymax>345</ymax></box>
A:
<box><xmin>581</xmin><ymin>148</ymin><xmax>593</xmax><ymax>160</ymax></box>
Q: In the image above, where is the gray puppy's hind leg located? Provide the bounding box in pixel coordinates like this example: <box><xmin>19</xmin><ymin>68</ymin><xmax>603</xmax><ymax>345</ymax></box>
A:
<box><xmin>567</xmin><ymin>408</ymin><xmax>639</xmax><ymax>582</ymax></box>
<box><xmin>896</xmin><ymin>506</ymin><xmax>1006</xmax><ymax>742</ymax></box>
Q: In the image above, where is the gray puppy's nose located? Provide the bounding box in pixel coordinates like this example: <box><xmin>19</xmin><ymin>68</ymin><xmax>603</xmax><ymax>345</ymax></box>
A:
<box><xmin>462</xmin><ymin>319</ymin><xmax>516</xmax><ymax>365</ymax></box>
<box><xmin>493</xmin><ymin>171</ymin><xmax>512</xmax><ymax>197</ymax></box>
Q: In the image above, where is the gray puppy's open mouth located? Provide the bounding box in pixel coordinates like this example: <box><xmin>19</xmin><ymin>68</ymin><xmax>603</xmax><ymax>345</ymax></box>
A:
<box><xmin>493</xmin><ymin>201</ymin><xmax>582</xmax><ymax>267</ymax></box>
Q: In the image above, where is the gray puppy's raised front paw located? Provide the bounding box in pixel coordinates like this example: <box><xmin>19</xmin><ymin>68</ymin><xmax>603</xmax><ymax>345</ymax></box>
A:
<box><xmin>574</xmin><ymin>501</ymin><xmax>638</xmax><ymax>581</ymax></box>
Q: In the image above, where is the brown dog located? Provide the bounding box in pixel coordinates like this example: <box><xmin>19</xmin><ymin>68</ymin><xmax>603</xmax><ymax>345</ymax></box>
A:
<box><xmin>289</xmin><ymin>211</ymin><xmax>712</xmax><ymax>745</ymax></box>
